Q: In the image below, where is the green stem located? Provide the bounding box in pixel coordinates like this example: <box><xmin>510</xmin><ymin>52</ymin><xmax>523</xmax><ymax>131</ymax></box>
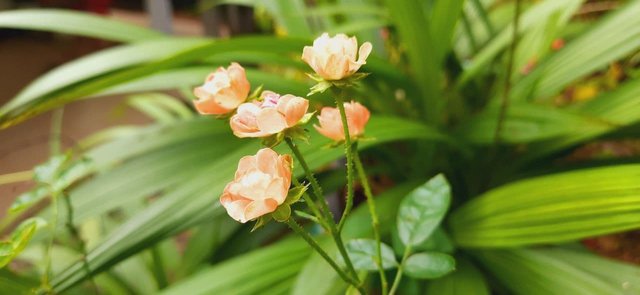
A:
<box><xmin>333</xmin><ymin>91</ymin><xmax>355</xmax><ymax>231</ymax></box>
<box><xmin>284</xmin><ymin>137</ymin><xmax>329</xmax><ymax>219</ymax></box>
<box><xmin>62</xmin><ymin>192</ymin><xmax>99</xmax><ymax>294</ymax></box>
<box><xmin>284</xmin><ymin>137</ymin><xmax>361</xmax><ymax>284</ymax></box>
<box><xmin>353</xmin><ymin>148</ymin><xmax>387</xmax><ymax>295</ymax></box>
<box><xmin>389</xmin><ymin>246</ymin><xmax>412</xmax><ymax>295</ymax></box>
<box><xmin>150</xmin><ymin>246</ymin><xmax>169</xmax><ymax>289</ymax></box>
<box><xmin>291</xmin><ymin>177</ymin><xmax>327</xmax><ymax>229</ymax></box>
<box><xmin>286</xmin><ymin>219</ymin><xmax>365</xmax><ymax>294</ymax></box>
<box><xmin>42</xmin><ymin>190</ymin><xmax>58</xmax><ymax>291</ymax></box>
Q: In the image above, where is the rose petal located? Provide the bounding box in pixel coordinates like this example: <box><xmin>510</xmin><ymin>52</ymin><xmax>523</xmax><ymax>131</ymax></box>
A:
<box><xmin>256</xmin><ymin>108</ymin><xmax>288</xmax><ymax>135</ymax></box>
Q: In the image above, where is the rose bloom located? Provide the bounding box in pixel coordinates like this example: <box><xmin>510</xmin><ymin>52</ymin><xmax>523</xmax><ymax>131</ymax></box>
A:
<box><xmin>193</xmin><ymin>62</ymin><xmax>250</xmax><ymax>115</ymax></box>
<box><xmin>220</xmin><ymin>148</ymin><xmax>292</xmax><ymax>223</ymax></box>
<box><xmin>315</xmin><ymin>101</ymin><xmax>370</xmax><ymax>141</ymax></box>
<box><xmin>230</xmin><ymin>91</ymin><xmax>309</xmax><ymax>138</ymax></box>
<box><xmin>302</xmin><ymin>33</ymin><xmax>372</xmax><ymax>80</ymax></box>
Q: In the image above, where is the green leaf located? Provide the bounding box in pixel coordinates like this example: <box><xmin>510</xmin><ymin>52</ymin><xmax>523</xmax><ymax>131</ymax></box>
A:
<box><xmin>419</xmin><ymin>227</ymin><xmax>455</xmax><ymax>254</ymax></box>
<box><xmin>285</xmin><ymin>185</ymin><xmax>308</xmax><ymax>205</ymax></box>
<box><xmin>397</xmin><ymin>174</ymin><xmax>451</xmax><ymax>246</ymax></box>
<box><xmin>0</xmin><ymin>38</ymin><xmax>208</xmax><ymax>123</ymax></box>
<box><xmin>450</xmin><ymin>164</ymin><xmax>640</xmax><ymax>248</ymax></box>
<box><xmin>0</xmin><ymin>9</ymin><xmax>163</xmax><ymax>42</ymax></box>
<box><xmin>426</xmin><ymin>257</ymin><xmax>489</xmax><ymax>295</ymax></box>
<box><xmin>271</xmin><ymin>204</ymin><xmax>292</xmax><ymax>222</ymax></box>
<box><xmin>429</xmin><ymin>0</ymin><xmax>465</xmax><ymax>62</ymax></box>
<box><xmin>457</xmin><ymin>0</ymin><xmax>583</xmax><ymax>86</ymax></box>
<box><xmin>0</xmin><ymin>36</ymin><xmax>311</xmax><ymax>128</ymax></box>
<box><xmin>10</xmin><ymin>218</ymin><xmax>41</xmax><ymax>254</ymax></box>
<box><xmin>160</xmin><ymin>237</ymin><xmax>310</xmax><ymax>295</ymax></box>
<box><xmin>0</xmin><ymin>242</ymin><xmax>14</xmax><ymax>268</ymax></box>
<box><xmin>542</xmin><ymin>248</ymin><xmax>640</xmax><ymax>294</ymax></box>
<box><xmin>404</xmin><ymin>252</ymin><xmax>456</xmax><ymax>279</ymax></box>
<box><xmin>521</xmin><ymin>78</ymin><xmax>640</xmax><ymax>162</ymax></box>
<box><xmin>457</xmin><ymin>103</ymin><xmax>609</xmax><ymax>144</ymax></box>
<box><xmin>475</xmin><ymin>248</ymin><xmax>623</xmax><ymax>295</ymax></box>
<box><xmin>383</xmin><ymin>0</ymin><xmax>441</xmax><ymax>119</ymax></box>
<box><xmin>51</xmin><ymin>116</ymin><xmax>447</xmax><ymax>292</ymax></box>
<box><xmin>514</xmin><ymin>0</ymin><xmax>640</xmax><ymax>102</ymax></box>
<box><xmin>342</xmin><ymin>239</ymin><xmax>397</xmax><ymax>271</ymax></box>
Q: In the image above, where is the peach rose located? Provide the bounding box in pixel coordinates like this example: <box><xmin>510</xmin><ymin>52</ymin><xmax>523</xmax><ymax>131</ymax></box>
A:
<box><xmin>302</xmin><ymin>33</ymin><xmax>372</xmax><ymax>80</ymax></box>
<box><xmin>220</xmin><ymin>148</ymin><xmax>292</xmax><ymax>223</ymax></box>
<box><xmin>315</xmin><ymin>101</ymin><xmax>370</xmax><ymax>141</ymax></box>
<box><xmin>230</xmin><ymin>91</ymin><xmax>309</xmax><ymax>138</ymax></box>
<box><xmin>193</xmin><ymin>62</ymin><xmax>250</xmax><ymax>115</ymax></box>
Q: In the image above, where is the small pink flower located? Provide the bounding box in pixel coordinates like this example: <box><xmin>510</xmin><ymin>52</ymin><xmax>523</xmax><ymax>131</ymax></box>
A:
<box><xmin>193</xmin><ymin>62</ymin><xmax>250</xmax><ymax>115</ymax></box>
<box><xmin>230</xmin><ymin>91</ymin><xmax>309</xmax><ymax>138</ymax></box>
<box><xmin>315</xmin><ymin>101</ymin><xmax>370</xmax><ymax>141</ymax></box>
<box><xmin>302</xmin><ymin>33</ymin><xmax>372</xmax><ymax>80</ymax></box>
<box><xmin>220</xmin><ymin>148</ymin><xmax>292</xmax><ymax>223</ymax></box>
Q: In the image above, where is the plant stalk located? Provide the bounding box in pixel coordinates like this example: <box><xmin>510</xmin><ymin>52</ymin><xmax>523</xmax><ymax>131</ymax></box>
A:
<box><xmin>353</xmin><ymin>147</ymin><xmax>387</xmax><ymax>295</ymax></box>
<box><xmin>332</xmin><ymin>90</ymin><xmax>356</xmax><ymax>231</ymax></box>
<box><xmin>286</xmin><ymin>219</ymin><xmax>365</xmax><ymax>294</ymax></box>
<box><xmin>284</xmin><ymin>137</ymin><xmax>361</xmax><ymax>284</ymax></box>
<box><xmin>389</xmin><ymin>245</ymin><xmax>412</xmax><ymax>295</ymax></box>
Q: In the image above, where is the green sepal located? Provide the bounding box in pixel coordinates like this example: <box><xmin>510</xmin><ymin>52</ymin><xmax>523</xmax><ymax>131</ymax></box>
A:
<box><xmin>261</xmin><ymin>132</ymin><xmax>285</xmax><ymax>148</ymax></box>
<box><xmin>248</xmin><ymin>84</ymin><xmax>264</xmax><ymax>101</ymax></box>
<box><xmin>271</xmin><ymin>204</ymin><xmax>292</xmax><ymax>222</ymax></box>
<box><xmin>285</xmin><ymin>184</ymin><xmax>309</xmax><ymax>205</ymax></box>
<box><xmin>297</xmin><ymin>111</ymin><xmax>316</xmax><ymax>126</ymax></box>
<box><xmin>308</xmin><ymin>80</ymin><xmax>333</xmax><ymax>96</ymax></box>
<box><xmin>250</xmin><ymin>216</ymin><xmax>271</xmax><ymax>232</ymax></box>
<box><xmin>285</xmin><ymin>127</ymin><xmax>310</xmax><ymax>144</ymax></box>
<box><xmin>332</xmin><ymin>72</ymin><xmax>370</xmax><ymax>88</ymax></box>
<box><xmin>294</xmin><ymin>210</ymin><xmax>320</xmax><ymax>224</ymax></box>
<box><xmin>307</xmin><ymin>72</ymin><xmax>371</xmax><ymax>96</ymax></box>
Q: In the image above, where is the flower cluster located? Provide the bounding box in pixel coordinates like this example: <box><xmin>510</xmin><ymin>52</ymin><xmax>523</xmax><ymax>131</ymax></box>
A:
<box><xmin>192</xmin><ymin>33</ymin><xmax>372</xmax><ymax>224</ymax></box>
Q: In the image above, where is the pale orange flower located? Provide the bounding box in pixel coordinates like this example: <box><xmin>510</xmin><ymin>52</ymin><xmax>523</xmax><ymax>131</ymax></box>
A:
<box><xmin>193</xmin><ymin>62</ymin><xmax>250</xmax><ymax>115</ymax></box>
<box><xmin>220</xmin><ymin>148</ymin><xmax>292</xmax><ymax>223</ymax></box>
<box><xmin>315</xmin><ymin>101</ymin><xmax>370</xmax><ymax>141</ymax></box>
<box><xmin>230</xmin><ymin>91</ymin><xmax>309</xmax><ymax>138</ymax></box>
<box><xmin>302</xmin><ymin>33</ymin><xmax>372</xmax><ymax>80</ymax></box>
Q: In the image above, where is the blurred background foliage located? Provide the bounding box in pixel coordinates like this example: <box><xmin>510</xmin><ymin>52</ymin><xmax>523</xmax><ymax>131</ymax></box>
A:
<box><xmin>0</xmin><ymin>0</ymin><xmax>640</xmax><ymax>294</ymax></box>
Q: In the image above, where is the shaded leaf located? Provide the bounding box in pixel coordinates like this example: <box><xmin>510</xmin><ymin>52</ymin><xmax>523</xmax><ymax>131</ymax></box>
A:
<box><xmin>342</xmin><ymin>239</ymin><xmax>397</xmax><ymax>271</ymax></box>
<box><xmin>404</xmin><ymin>252</ymin><xmax>456</xmax><ymax>279</ymax></box>
<box><xmin>397</xmin><ymin>174</ymin><xmax>451</xmax><ymax>246</ymax></box>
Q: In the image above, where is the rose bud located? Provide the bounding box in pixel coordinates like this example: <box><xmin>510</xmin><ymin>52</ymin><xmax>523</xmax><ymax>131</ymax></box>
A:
<box><xmin>230</xmin><ymin>91</ymin><xmax>309</xmax><ymax>138</ymax></box>
<box><xmin>302</xmin><ymin>33</ymin><xmax>372</xmax><ymax>80</ymax></box>
<box><xmin>193</xmin><ymin>62</ymin><xmax>250</xmax><ymax>115</ymax></box>
<box><xmin>220</xmin><ymin>148</ymin><xmax>292</xmax><ymax>223</ymax></box>
<box><xmin>315</xmin><ymin>101</ymin><xmax>370</xmax><ymax>141</ymax></box>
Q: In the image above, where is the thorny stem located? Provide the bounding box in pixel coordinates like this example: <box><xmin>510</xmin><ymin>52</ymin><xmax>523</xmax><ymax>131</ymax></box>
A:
<box><xmin>291</xmin><ymin>177</ymin><xmax>327</xmax><ymax>229</ymax></box>
<box><xmin>285</xmin><ymin>137</ymin><xmax>329</xmax><ymax>221</ymax></box>
<box><xmin>333</xmin><ymin>89</ymin><xmax>356</xmax><ymax>231</ymax></box>
<box><xmin>284</xmin><ymin>137</ymin><xmax>361</xmax><ymax>285</ymax></box>
<box><xmin>389</xmin><ymin>245</ymin><xmax>412</xmax><ymax>295</ymax></box>
<box><xmin>286</xmin><ymin>219</ymin><xmax>365</xmax><ymax>294</ymax></box>
<box><xmin>353</xmin><ymin>147</ymin><xmax>387</xmax><ymax>295</ymax></box>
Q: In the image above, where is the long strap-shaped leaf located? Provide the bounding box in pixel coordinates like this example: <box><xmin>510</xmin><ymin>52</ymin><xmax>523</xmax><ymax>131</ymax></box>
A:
<box><xmin>450</xmin><ymin>164</ymin><xmax>640</xmax><ymax>247</ymax></box>
<box><xmin>50</xmin><ymin>116</ymin><xmax>449</xmax><ymax>292</ymax></box>
<box><xmin>0</xmin><ymin>36</ymin><xmax>310</xmax><ymax>128</ymax></box>
<box><xmin>475</xmin><ymin>248</ymin><xmax>638</xmax><ymax>295</ymax></box>
<box><xmin>512</xmin><ymin>0</ymin><xmax>640</xmax><ymax>102</ymax></box>
<box><xmin>0</xmin><ymin>9</ymin><xmax>164</xmax><ymax>42</ymax></box>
